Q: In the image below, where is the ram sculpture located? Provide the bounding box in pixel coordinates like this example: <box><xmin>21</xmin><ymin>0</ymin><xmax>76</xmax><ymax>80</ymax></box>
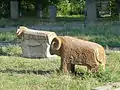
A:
<box><xmin>50</xmin><ymin>36</ymin><xmax>106</xmax><ymax>73</ymax></box>
<box><xmin>16</xmin><ymin>26</ymin><xmax>28</xmax><ymax>38</ymax></box>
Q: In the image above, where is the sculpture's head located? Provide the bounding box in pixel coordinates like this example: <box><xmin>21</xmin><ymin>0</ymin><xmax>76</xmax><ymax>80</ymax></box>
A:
<box><xmin>16</xmin><ymin>26</ymin><xmax>28</xmax><ymax>38</ymax></box>
<box><xmin>50</xmin><ymin>37</ymin><xmax>62</xmax><ymax>56</ymax></box>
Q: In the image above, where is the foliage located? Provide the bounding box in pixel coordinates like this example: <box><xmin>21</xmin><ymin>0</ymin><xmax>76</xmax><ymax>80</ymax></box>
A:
<box><xmin>57</xmin><ymin>0</ymin><xmax>85</xmax><ymax>16</ymax></box>
<box><xmin>20</xmin><ymin>0</ymin><xmax>36</xmax><ymax>16</ymax></box>
<box><xmin>0</xmin><ymin>0</ymin><xmax>119</xmax><ymax>19</ymax></box>
<box><xmin>110</xmin><ymin>0</ymin><xmax>119</xmax><ymax>20</ymax></box>
<box><xmin>0</xmin><ymin>31</ymin><xmax>17</xmax><ymax>42</ymax></box>
<box><xmin>0</xmin><ymin>45</ymin><xmax>22</xmax><ymax>56</ymax></box>
<box><xmin>0</xmin><ymin>0</ymin><xmax>10</xmax><ymax>18</ymax></box>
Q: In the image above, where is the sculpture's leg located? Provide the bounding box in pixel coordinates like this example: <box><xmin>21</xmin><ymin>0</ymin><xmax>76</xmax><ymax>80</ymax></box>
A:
<box><xmin>71</xmin><ymin>64</ymin><xmax>75</xmax><ymax>73</ymax></box>
<box><xmin>59</xmin><ymin>60</ymin><xmax>62</xmax><ymax>71</ymax></box>
<box><xmin>60</xmin><ymin>57</ymin><xmax>75</xmax><ymax>73</ymax></box>
<box><xmin>60</xmin><ymin>58</ymin><xmax>68</xmax><ymax>73</ymax></box>
<box><xmin>63</xmin><ymin>62</ymin><xmax>68</xmax><ymax>73</ymax></box>
<box><xmin>91</xmin><ymin>65</ymin><xmax>99</xmax><ymax>72</ymax></box>
<box><xmin>87</xmin><ymin>64</ymin><xmax>99</xmax><ymax>72</ymax></box>
<box><xmin>87</xmin><ymin>65</ymin><xmax>92</xmax><ymax>72</ymax></box>
<box><xmin>67</xmin><ymin>63</ymin><xmax>72</xmax><ymax>72</ymax></box>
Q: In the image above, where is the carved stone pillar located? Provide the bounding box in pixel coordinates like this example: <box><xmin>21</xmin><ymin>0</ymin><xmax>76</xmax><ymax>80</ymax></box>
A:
<box><xmin>10</xmin><ymin>0</ymin><xmax>19</xmax><ymax>19</ymax></box>
<box><xmin>48</xmin><ymin>5</ymin><xmax>57</xmax><ymax>21</ymax></box>
<box><xmin>86</xmin><ymin>0</ymin><xmax>97</xmax><ymax>22</ymax></box>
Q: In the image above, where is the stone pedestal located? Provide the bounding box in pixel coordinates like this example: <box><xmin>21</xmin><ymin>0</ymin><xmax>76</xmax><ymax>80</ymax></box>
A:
<box><xmin>48</xmin><ymin>5</ymin><xmax>57</xmax><ymax>21</ymax></box>
<box><xmin>20</xmin><ymin>28</ymin><xmax>57</xmax><ymax>58</ymax></box>
<box><xmin>37</xmin><ymin>4</ymin><xmax>43</xmax><ymax>18</ymax></box>
<box><xmin>116</xmin><ymin>1</ymin><xmax>120</xmax><ymax>20</ymax></box>
<box><xmin>10</xmin><ymin>0</ymin><xmax>19</xmax><ymax>19</ymax></box>
<box><xmin>86</xmin><ymin>0</ymin><xmax>96</xmax><ymax>22</ymax></box>
<box><xmin>92</xmin><ymin>82</ymin><xmax>120</xmax><ymax>90</ymax></box>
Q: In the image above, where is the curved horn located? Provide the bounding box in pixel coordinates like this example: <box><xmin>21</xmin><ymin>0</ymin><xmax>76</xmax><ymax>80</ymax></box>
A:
<box><xmin>16</xmin><ymin>26</ymin><xmax>28</xmax><ymax>38</ymax></box>
<box><xmin>51</xmin><ymin>37</ymin><xmax>62</xmax><ymax>50</ymax></box>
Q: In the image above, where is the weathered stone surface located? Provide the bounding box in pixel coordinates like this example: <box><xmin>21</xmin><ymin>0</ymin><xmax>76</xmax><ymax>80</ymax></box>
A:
<box><xmin>93</xmin><ymin>82</ymin><xmax>120</xmax><ymax>90</ymax></box>
<box><xmin>21</xmin><ymin>28</ymin><xmax>57</xmax><ymax>58</ymax></box>
<box><xmin>92</xmin><ymin>85</ymin><xmax>112</xmax><ymax>90</ymax></box>
<box><xmin>115</xmin><ymin>88</ymin><xmax>120</xmax><ymax>90</ymax></box>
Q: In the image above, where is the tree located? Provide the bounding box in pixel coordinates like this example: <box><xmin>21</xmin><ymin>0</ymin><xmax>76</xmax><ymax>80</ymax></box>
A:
<box><xmin>0</xmin><ymin>0</ymin><xmax>10</xmax><ymax>18</ymax></box>
<box><xmin>110</xmin><ymin>0</ymin><xmax>119</xmax><ymax>19</ymax></box>
<box><xmin>57</xmin><ymin>0</ymin><xmax>85</xmax><ymax>16</ymax></box>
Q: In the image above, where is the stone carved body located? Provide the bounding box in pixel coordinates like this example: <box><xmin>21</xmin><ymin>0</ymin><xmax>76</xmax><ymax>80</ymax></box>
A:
<box><xmin>50</xmin><ymin>36</ymin><xmax>106</xmax><ymax>73</ymax></box>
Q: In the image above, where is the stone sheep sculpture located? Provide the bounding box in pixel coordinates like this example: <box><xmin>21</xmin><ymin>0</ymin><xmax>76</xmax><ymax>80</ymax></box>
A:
<box><xmin>16</xmin><ymin>26</ymin><xmax>28</xmax><ymax>38</ymax></box>
<box><xmin>50</xmin><ymin>36</ymin><xmax>106</xmax><ymax>73</ymax></box>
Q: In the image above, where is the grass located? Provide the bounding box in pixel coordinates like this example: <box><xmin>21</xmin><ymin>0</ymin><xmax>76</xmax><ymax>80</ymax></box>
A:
<box><xmin>53</xmin><ymin>22</ymin><xmax>120</xmax><ymax>47</ymax></box>
<box><xmin>0</xmin><ymin>31</ymin><xmax>17</xmax><ymax>42</ymax></box>
<box><xmin>0</xmin><ymin>17</ymin><xmax>84</xmax><ymax>27</ymax></box>
<box><xmin>0</xmin><ymin>17</ymin><xmax>49</xmax><ymax>27</ymax></box>
<box><xmin>0</xmin><ymin>20</ymin><xmax>120</xmax><ymax>89</ymax></box>
<box><xmin>0</xmin><ymin>21</ymin><xmax>120</xmax><ymax>47</ymax></box>
<box><xmin>0</xmin><ymin>16</ymin><xmax>118</xmax><ymax>27</ymax></box>
<box><xmin>0</xmin><ymin>46</ymin><xmax>120</xmax><ymax>90</ymax></box>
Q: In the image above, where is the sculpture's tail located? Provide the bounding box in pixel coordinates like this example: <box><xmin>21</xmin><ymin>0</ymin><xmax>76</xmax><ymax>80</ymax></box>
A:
<box><xmin>96</xmin><ymin>46</ymin><xmax>106</xmax><ymax>70</ymax></box>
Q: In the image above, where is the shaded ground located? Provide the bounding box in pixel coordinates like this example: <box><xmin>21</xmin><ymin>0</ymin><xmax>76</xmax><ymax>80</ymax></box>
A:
<box><xmin>0</xmin><ymin>21</ymin><xmax>84</xmax><ymax>31</ymax></box>
<box><xmin>0</xmin><ymin>21</ymin><xmax>120</xmax><ymax>51</ymax></box>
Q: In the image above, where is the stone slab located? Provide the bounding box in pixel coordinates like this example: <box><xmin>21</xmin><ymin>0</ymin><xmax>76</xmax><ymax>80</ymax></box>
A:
<box><xmin>20</xmin><ymin>28</ymin><xmax>57</xmax><ymax>58</ymax></box>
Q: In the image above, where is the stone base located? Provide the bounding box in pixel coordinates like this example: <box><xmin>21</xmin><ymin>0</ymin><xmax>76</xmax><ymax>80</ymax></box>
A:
<box><xmin>93</xmin><ymin>82</ymin><xmax>120</xmax><ymax>90</ymax></box>
<box><xmin>19</xmin><ymin>28</ymin><xmax>57</xmax><ymax>58</ymax></box>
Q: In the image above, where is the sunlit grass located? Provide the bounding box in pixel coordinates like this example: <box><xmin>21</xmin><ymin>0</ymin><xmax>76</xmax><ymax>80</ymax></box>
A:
<box><xmin>0</xmin><ymin>20</ymin><xmax>120</xmax><ymax>89</ymax></box>
<box><xmin>0</xmin><ymin>50</ymin><xmax>120</xmax><ymax>90</ymax></box>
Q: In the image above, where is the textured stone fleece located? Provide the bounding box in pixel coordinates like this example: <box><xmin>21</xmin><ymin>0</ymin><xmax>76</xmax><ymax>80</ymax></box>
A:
<box><xmin>50</xmin><ymin>36</ymin><xmax>106</xmax><ymax>72</ymax></box>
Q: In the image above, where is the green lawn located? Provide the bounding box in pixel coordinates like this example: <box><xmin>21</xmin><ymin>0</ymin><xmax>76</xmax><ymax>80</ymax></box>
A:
<box><xmin>0</xmin><ymin>21</ymin><xmax>120</xmax><ymax>90</ymax></box>
<box><xmin>0</xmin><ymin>50</ymin><xmax>120</xmax><ymax>90</ymax></box>
<box><xmin>0</xmin><ymin>17</ymin><xmax>83</xmax><ymax>27</ymax></box>
<box><xmin>53</xmin><ymin>22</ymin><xmax>120</xmax><ymax>47</ymax></box>
<box><xmin>0</xmin><ymin>21</ymin><xmax>120</xmax><ymax>47</ymax></box>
